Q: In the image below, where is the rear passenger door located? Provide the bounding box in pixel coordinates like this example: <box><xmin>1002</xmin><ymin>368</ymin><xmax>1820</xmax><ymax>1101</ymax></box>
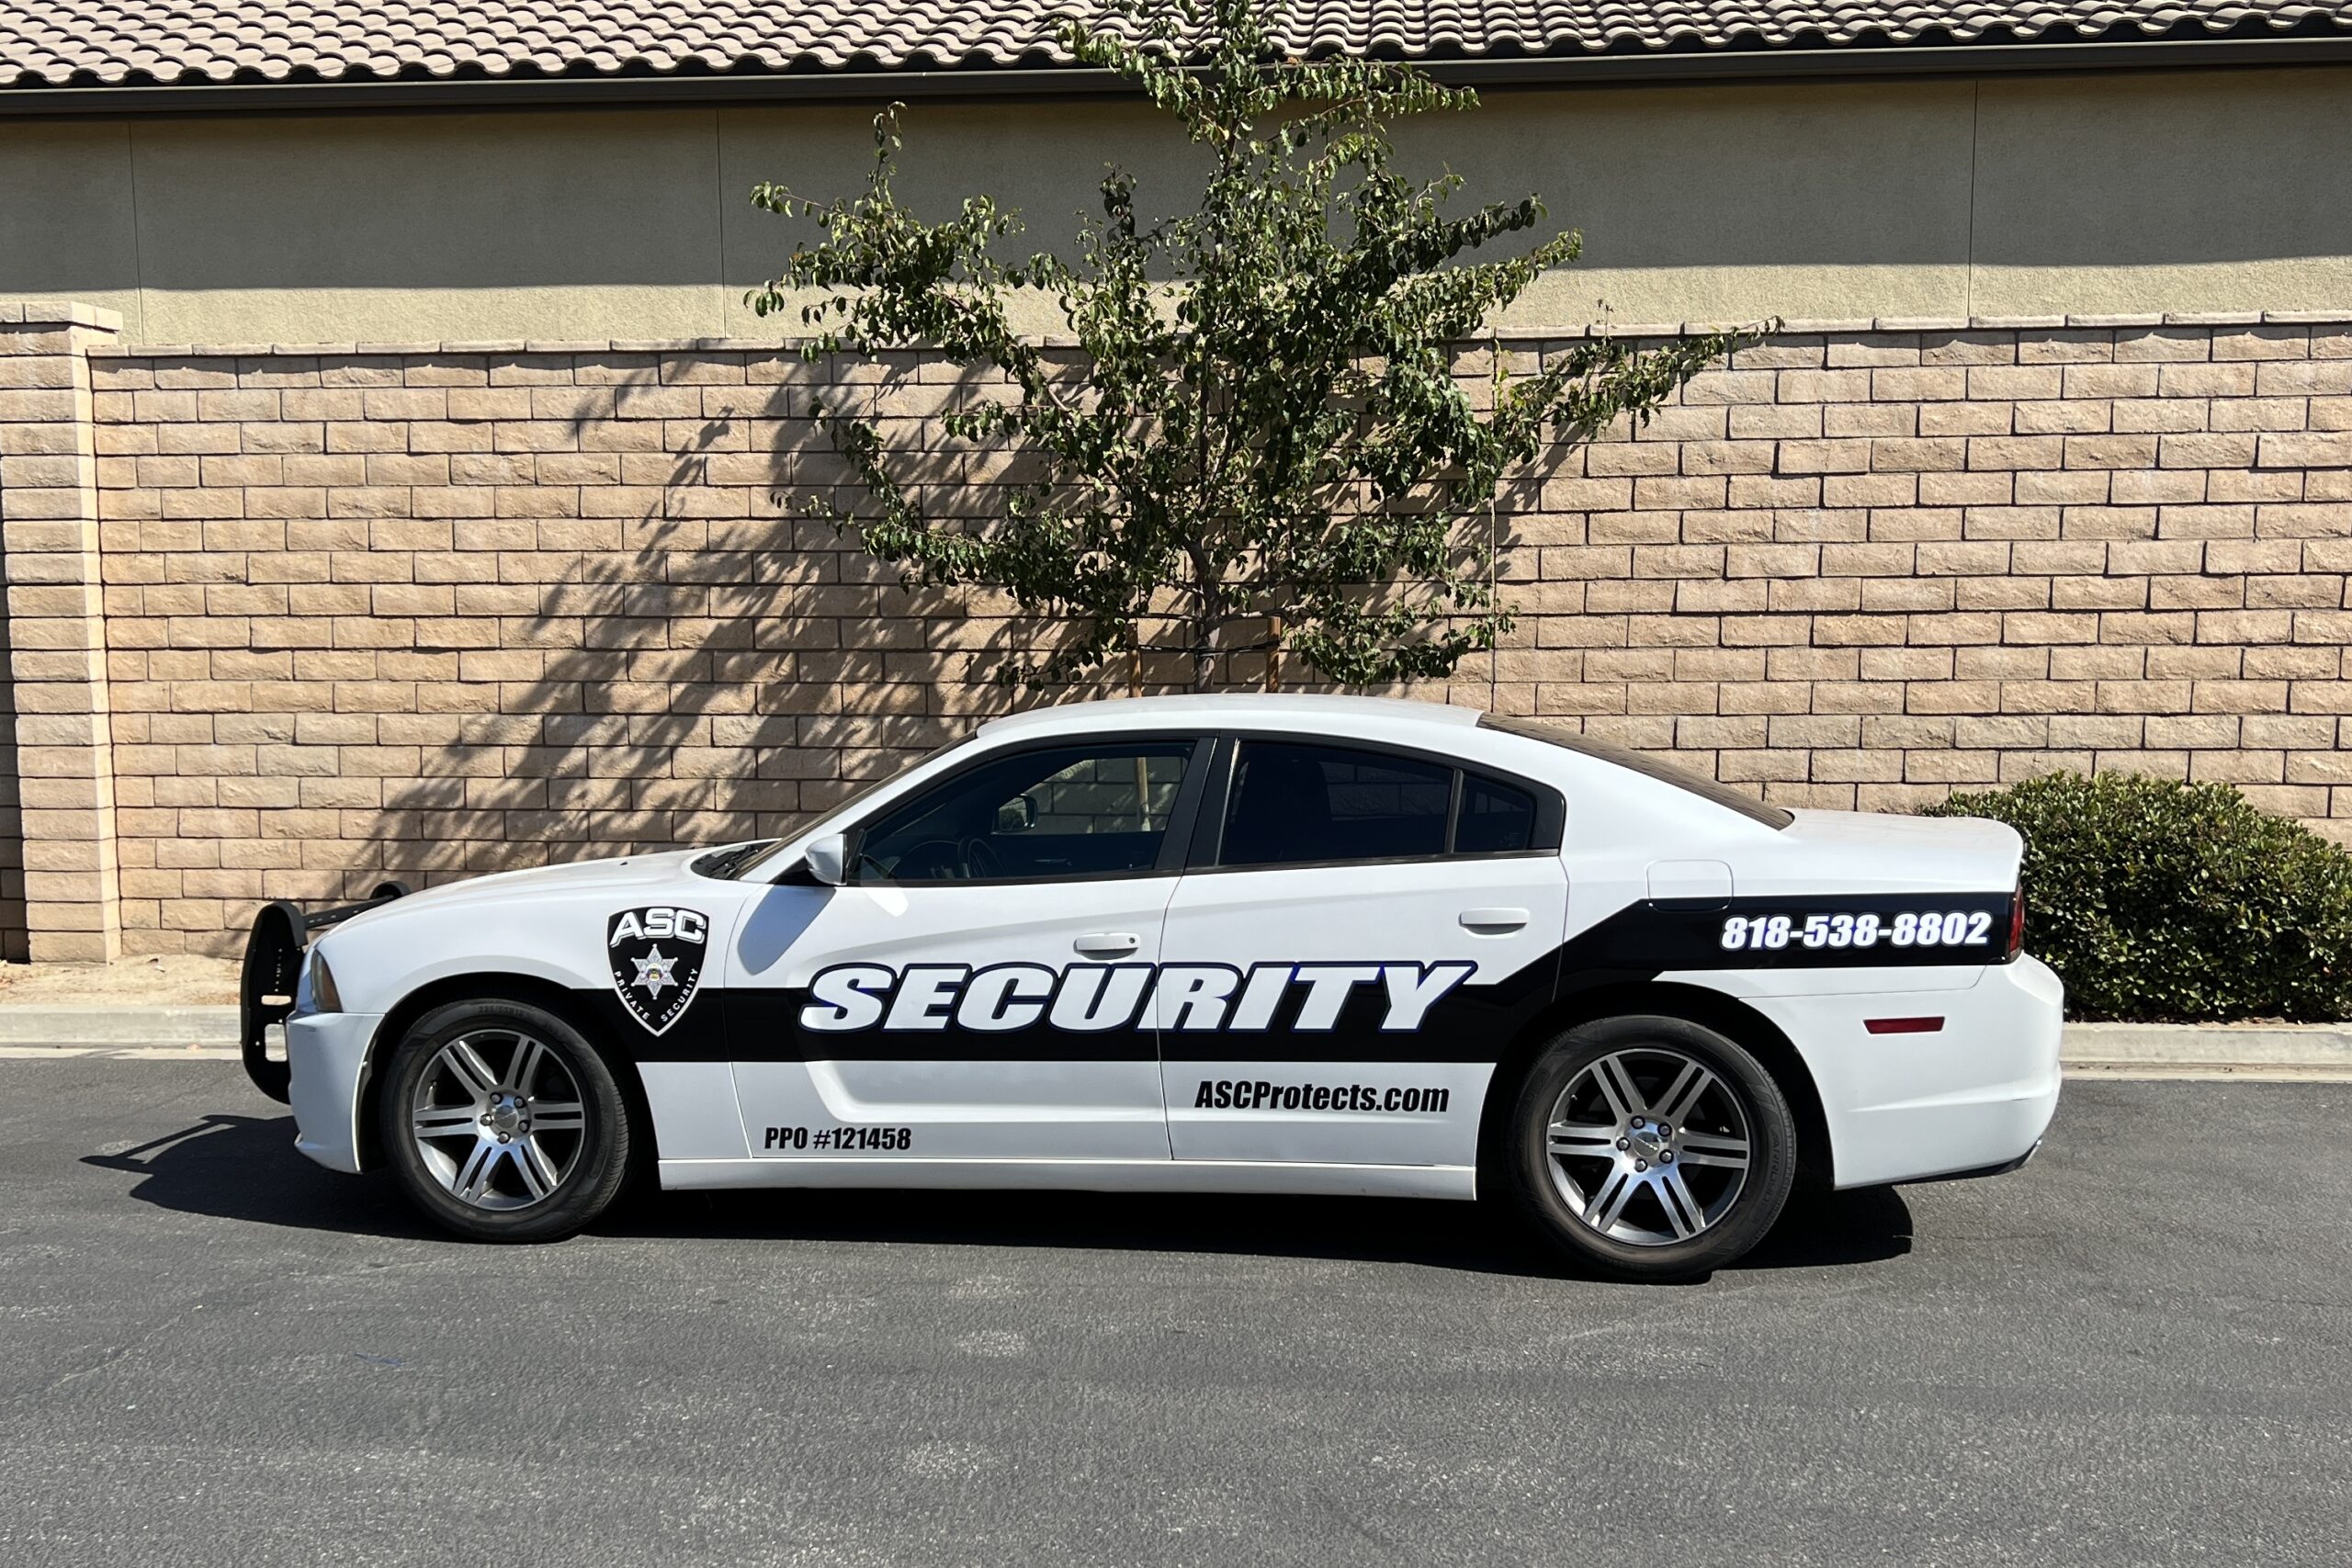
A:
<box><xmin>1156</xmin><ymin>737</ymin><xmax>1569</xmax><ymax>1169</ymax></box>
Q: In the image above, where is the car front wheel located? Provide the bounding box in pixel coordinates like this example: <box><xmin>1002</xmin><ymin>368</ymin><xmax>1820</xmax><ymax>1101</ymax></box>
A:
<box><xmin>1510</xmin><ymin>1015</ymin><xmax>1798</xmax><ymax>1280</ymax></box>
<box><xmin>379</xmin><ymin>999</ymin><xmax>633</xmax><ymax>1243</ymax></box>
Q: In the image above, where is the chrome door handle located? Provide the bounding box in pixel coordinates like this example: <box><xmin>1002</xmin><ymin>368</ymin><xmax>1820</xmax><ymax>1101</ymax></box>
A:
<box><xmin>1458</xmin><ymin>908</ymin><xmax>1529</xmax><ymax>933</ymax></box>
<box><xmin>1073</xmin><ymin>932</ymin><xmax>1141</xmax><ymax>956</ymax></box>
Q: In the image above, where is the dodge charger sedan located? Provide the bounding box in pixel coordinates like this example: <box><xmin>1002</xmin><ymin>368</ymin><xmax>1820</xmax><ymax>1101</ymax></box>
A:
<box><xmin>241</xmin><ymin>694</ymin><xmax>2061</xmax><ymax>1280</ymax></box>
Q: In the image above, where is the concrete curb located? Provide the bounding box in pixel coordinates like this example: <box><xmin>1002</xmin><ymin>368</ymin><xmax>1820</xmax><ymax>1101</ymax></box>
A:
<box><xmin>0</xmin><ymin>1004</ymin><xmax>238</xmax><ymax>1046</ymax></box>
<box><xmin>0</xmin><ymin>1007</ymin><xmax>2345</xmax><ymax>1077</ymax></box>
<box><xmin>2061</xmin><ymin>1021</ymin><xmax>2352</xmax><ymax>1079</ymax></box>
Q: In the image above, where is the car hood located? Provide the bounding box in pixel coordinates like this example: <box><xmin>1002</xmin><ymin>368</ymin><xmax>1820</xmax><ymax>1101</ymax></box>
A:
<box><xmin>342</xmin><ymin>848</ymin><xmax>716</xmax><ymax>925</ymax></box>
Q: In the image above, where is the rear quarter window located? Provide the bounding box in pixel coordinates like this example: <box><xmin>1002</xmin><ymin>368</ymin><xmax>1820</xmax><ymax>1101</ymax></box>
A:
<box><xmin>1476</xmin><ymin>716</ymin><xmax>1794</xmax><ymax>830</ymax></box>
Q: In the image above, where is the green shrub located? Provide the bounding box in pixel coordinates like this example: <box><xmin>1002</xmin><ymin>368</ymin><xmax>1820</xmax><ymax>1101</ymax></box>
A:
<box><xmin>1922</xmin><ymin>772</ymin><xmax>2352</xmax><ymax>1022</ymax></box>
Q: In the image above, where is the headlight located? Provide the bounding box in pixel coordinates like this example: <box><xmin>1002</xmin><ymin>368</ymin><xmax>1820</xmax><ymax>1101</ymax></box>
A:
<box><xmin>297</xmin><ymin>951</ymin><xmax>343</xmax><ymax>1016</ymax></box>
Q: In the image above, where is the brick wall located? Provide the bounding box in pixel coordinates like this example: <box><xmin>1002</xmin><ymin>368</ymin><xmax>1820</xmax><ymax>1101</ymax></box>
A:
<box><xmin>2</xmin><ymin>304</ymin><xmax>126</xmax><ymax>962</ymax></box>
<box><xmin>0</xmin><ymin>590</ymin><xmax>24</xmax><ymax>961</ymax></box>
<box><xmin>8</xmin><ymin>309</ymin><xmax>2349</xmax><ymax>955</ymax></box>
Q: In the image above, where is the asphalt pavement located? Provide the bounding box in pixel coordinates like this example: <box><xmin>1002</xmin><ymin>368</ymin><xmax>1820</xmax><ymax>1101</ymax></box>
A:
<box><xmin>2</xmin><ymin>1058</ymin><xmax>2346</xmax><ymax>1567</ymax></box>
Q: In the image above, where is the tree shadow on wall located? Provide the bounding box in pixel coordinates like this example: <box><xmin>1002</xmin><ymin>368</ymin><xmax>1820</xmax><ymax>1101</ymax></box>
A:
<box><xmin>317</xmin><ymin>344</ymin><xmax>1549</xmax><ymax>904</ymax></box>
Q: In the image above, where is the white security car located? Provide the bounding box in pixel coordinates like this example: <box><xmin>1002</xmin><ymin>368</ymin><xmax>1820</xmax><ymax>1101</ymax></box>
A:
<box><xmin>242</xmin><ymin>694</ymin><xmax>2062</xmax><ymax>1280</ymax></box>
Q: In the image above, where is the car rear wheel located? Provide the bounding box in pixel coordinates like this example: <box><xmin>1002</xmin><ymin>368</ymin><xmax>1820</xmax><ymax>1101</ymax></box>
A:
<box><xmin>379</xmin><ymin>999</ymin><xmax>632</xmax><ymax>1243</ymax></box>
<box><xmin>1509</xmin><ymin>1015</ymin><xmax>1797</xmax><ymax>1280</ymax></box>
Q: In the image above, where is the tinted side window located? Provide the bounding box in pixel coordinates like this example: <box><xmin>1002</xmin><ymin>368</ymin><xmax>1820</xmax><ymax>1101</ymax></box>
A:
<box><xmin>1455</xmin><ymin>775</ymin><xmax>1538</xmax><ymax>855</ymax></box>
<box><xmin>856</xmin><ymin>742</ymin><xmax>1192</xmax><ymax>884</ymax></box>
<box><xmin>1220</xmin><ymin>741</ymin><xmax>1451</xmax><ymax>868</ymax></box>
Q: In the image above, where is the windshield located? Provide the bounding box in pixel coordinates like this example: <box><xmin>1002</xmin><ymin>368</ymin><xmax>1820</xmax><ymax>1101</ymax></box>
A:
<box><xmin>1477</xmin><ymin>715</ymin><xmax>1794</xmax><ymax>829</ymax></box>
<box><xmin>715</xmin><ymin>736</ymin><xmax>974</xmax><ymax>879</ymax></box>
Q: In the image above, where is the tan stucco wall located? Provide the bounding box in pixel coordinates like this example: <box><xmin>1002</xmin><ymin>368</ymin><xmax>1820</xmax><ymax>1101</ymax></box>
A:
<box><xmin>1969</xmin><ymin>67</ymin><xmax>2352</xmax><ymax>317</ymax></box>
<box><xmin>0</xmin><ymin>120</ymin><xmax>141</xmax><ymax>327</ymax></box>
<box><xmin>1402</xmin><ymin>79</ymin><xmax>1982</xmax><ymax>328</ymax></box>
<box><xmin>4</xmin><ymin>66</ymin><xmax>2347</xmax><ymax>344</ymax></box>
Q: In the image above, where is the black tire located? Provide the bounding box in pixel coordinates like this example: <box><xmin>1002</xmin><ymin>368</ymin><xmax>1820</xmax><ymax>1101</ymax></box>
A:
<box><xmin>1508</xmin><ymin>1014</ymin><xmax>1798</xmax><ymax>1281</ymax></box>
<box><xmin>379</xmin><ymin>999</ymin><xmax>633</xmax><ymax>1243</ymax></box>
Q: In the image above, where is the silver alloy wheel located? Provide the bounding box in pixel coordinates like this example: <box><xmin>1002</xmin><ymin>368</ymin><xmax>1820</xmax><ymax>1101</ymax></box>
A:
<box><xmin>409</xmin><ymin>1029</ymin><xmax>588</xmax><ymax>1212</ymax></box>
<box><xmin>1544</xmin><ymin>1046</ymin><xmax>1753</xmax><ymax>1247</ymax></box>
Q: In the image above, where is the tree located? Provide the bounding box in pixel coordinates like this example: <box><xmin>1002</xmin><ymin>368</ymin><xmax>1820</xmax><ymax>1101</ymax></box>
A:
<box><xmin>750</xmin><ymin>0</ymin><xmax>1748</xmax><ymax>692</ymax></box>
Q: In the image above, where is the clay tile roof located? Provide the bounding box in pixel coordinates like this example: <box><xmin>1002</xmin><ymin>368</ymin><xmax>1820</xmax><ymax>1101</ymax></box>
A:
<box><xmin>3</xmin><ymin>0</ymin><xmax>2347</xmax><ymax>90</ymax></box>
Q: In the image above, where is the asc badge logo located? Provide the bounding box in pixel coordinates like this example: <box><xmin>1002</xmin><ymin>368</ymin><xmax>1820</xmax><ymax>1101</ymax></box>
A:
<box><xmin>607</xmin><ymin>907</ymin><xmax>709</xmax><ymax>1035</ymax></box>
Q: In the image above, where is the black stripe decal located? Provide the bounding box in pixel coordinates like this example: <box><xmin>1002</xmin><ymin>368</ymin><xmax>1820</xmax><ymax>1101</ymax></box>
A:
<box><xmin>582</xmin><ymin>888</ymin><xmax>2015</xmax><ymax>1066</ymax></box>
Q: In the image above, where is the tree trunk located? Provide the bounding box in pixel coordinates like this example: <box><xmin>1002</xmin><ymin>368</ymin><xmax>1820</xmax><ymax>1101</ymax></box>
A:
<box><xmin>1186</xmin><ymin>552</ymin><xmax>1222</xmax><ymax>693</ymax></box>
<box><xmin>1190</xmin><ymin>617</ymin><xmax>1215</xmax><ymax>693</ymax></box>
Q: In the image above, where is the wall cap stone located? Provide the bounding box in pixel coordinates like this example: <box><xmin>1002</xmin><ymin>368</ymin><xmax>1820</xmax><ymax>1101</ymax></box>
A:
<box><xmin>1871</xmin><ymin>317</ymin><xmax>1972</xmax><ymax>333</ymax></box>
<box><xmin>2164</xmin><ymin>311</ymin><xmax>2275</xmax><ymax>326</ymax></box>
<box><xmin>0</xmin><ymin>301</ymin><xmax>124</xmax><ymax>332</ymax></box>
<box><xmin>73</xmin><ymin>310</ymin><xmax>2352</xmax><ymax>364</ymax></box>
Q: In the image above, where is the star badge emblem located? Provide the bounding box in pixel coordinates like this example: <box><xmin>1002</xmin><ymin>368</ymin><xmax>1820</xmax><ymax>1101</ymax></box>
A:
<box><xmin>631</xmin><ymin>947</ymin><xmax>678</xmax><ymax>997</ymax></box>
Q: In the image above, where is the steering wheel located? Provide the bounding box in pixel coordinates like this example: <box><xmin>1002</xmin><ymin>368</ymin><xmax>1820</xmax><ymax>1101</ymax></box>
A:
<box><xmin>888</xmin><ymin>838</ymin><xmax>962</xmax><ymax>881</ymax></box>
<box><xmin>959</xmin><ymin>837</ymin><xmax>1003</xmax><ymax>880</ymax></box>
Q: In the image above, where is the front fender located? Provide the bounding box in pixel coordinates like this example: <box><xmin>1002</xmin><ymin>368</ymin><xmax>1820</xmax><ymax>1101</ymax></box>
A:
<box><xmin>316</xmin><ymin>886</ymin><xmax>752</xmax><ymax>1019</ymax></box>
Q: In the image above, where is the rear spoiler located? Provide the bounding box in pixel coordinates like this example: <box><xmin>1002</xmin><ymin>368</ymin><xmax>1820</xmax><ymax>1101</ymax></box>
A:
<box><xmin>238</xmin><ymin>882</ymin><xmax>411</xmax><ymax>1102</ymax></box>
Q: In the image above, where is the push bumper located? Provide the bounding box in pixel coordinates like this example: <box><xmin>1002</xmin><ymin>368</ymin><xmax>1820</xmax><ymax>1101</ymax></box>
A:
<box><xmin>287</xmin><ymin>1011</ymin><xmax>385</xmax><ymax>1174</ymax></box>
<box><xmin>237</xmin><ymin>882</ymin><xmax>409</xmax><ymax>1102</ymax></box>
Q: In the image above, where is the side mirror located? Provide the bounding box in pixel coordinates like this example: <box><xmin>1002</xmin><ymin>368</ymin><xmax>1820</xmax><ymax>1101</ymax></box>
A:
<box><xmin>803</xmin><ymin>832</ymin><xmax>849</xmax><ymax>886</ymax></box>
<box><xmin>994</xmin><ymin>793</ymin><xmax>1039</xmax><ymax>834</ymax></box>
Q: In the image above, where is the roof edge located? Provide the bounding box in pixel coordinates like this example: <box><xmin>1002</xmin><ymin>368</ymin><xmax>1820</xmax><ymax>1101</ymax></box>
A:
<box><xmin>976</xmin><ymin>693</ymin><xmax>1482</xmax><ymax>736</ymax></box>
<box><xmin>4</xmin><ymin>36</ymin><xmax>2351</xmax><ymax>118</ymax></box>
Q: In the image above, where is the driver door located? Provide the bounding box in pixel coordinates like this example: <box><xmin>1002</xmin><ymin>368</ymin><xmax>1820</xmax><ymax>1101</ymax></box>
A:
<box><xmin>725</xmin><ymin>735</ymin><xmax>1211</xmax><ymax>1162</ymax></box>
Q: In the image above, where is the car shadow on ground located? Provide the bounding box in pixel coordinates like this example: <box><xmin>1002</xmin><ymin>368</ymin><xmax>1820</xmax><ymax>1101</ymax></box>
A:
<box><xmin>86</xmin><ymin>1112</ymin><xmax>1914</xmax><ymax>1280</ymax></box>
<box><xmin>83</xmin><ymin>1113</ymin><xmax>442</xmax><ymax>1242</ymax></box>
